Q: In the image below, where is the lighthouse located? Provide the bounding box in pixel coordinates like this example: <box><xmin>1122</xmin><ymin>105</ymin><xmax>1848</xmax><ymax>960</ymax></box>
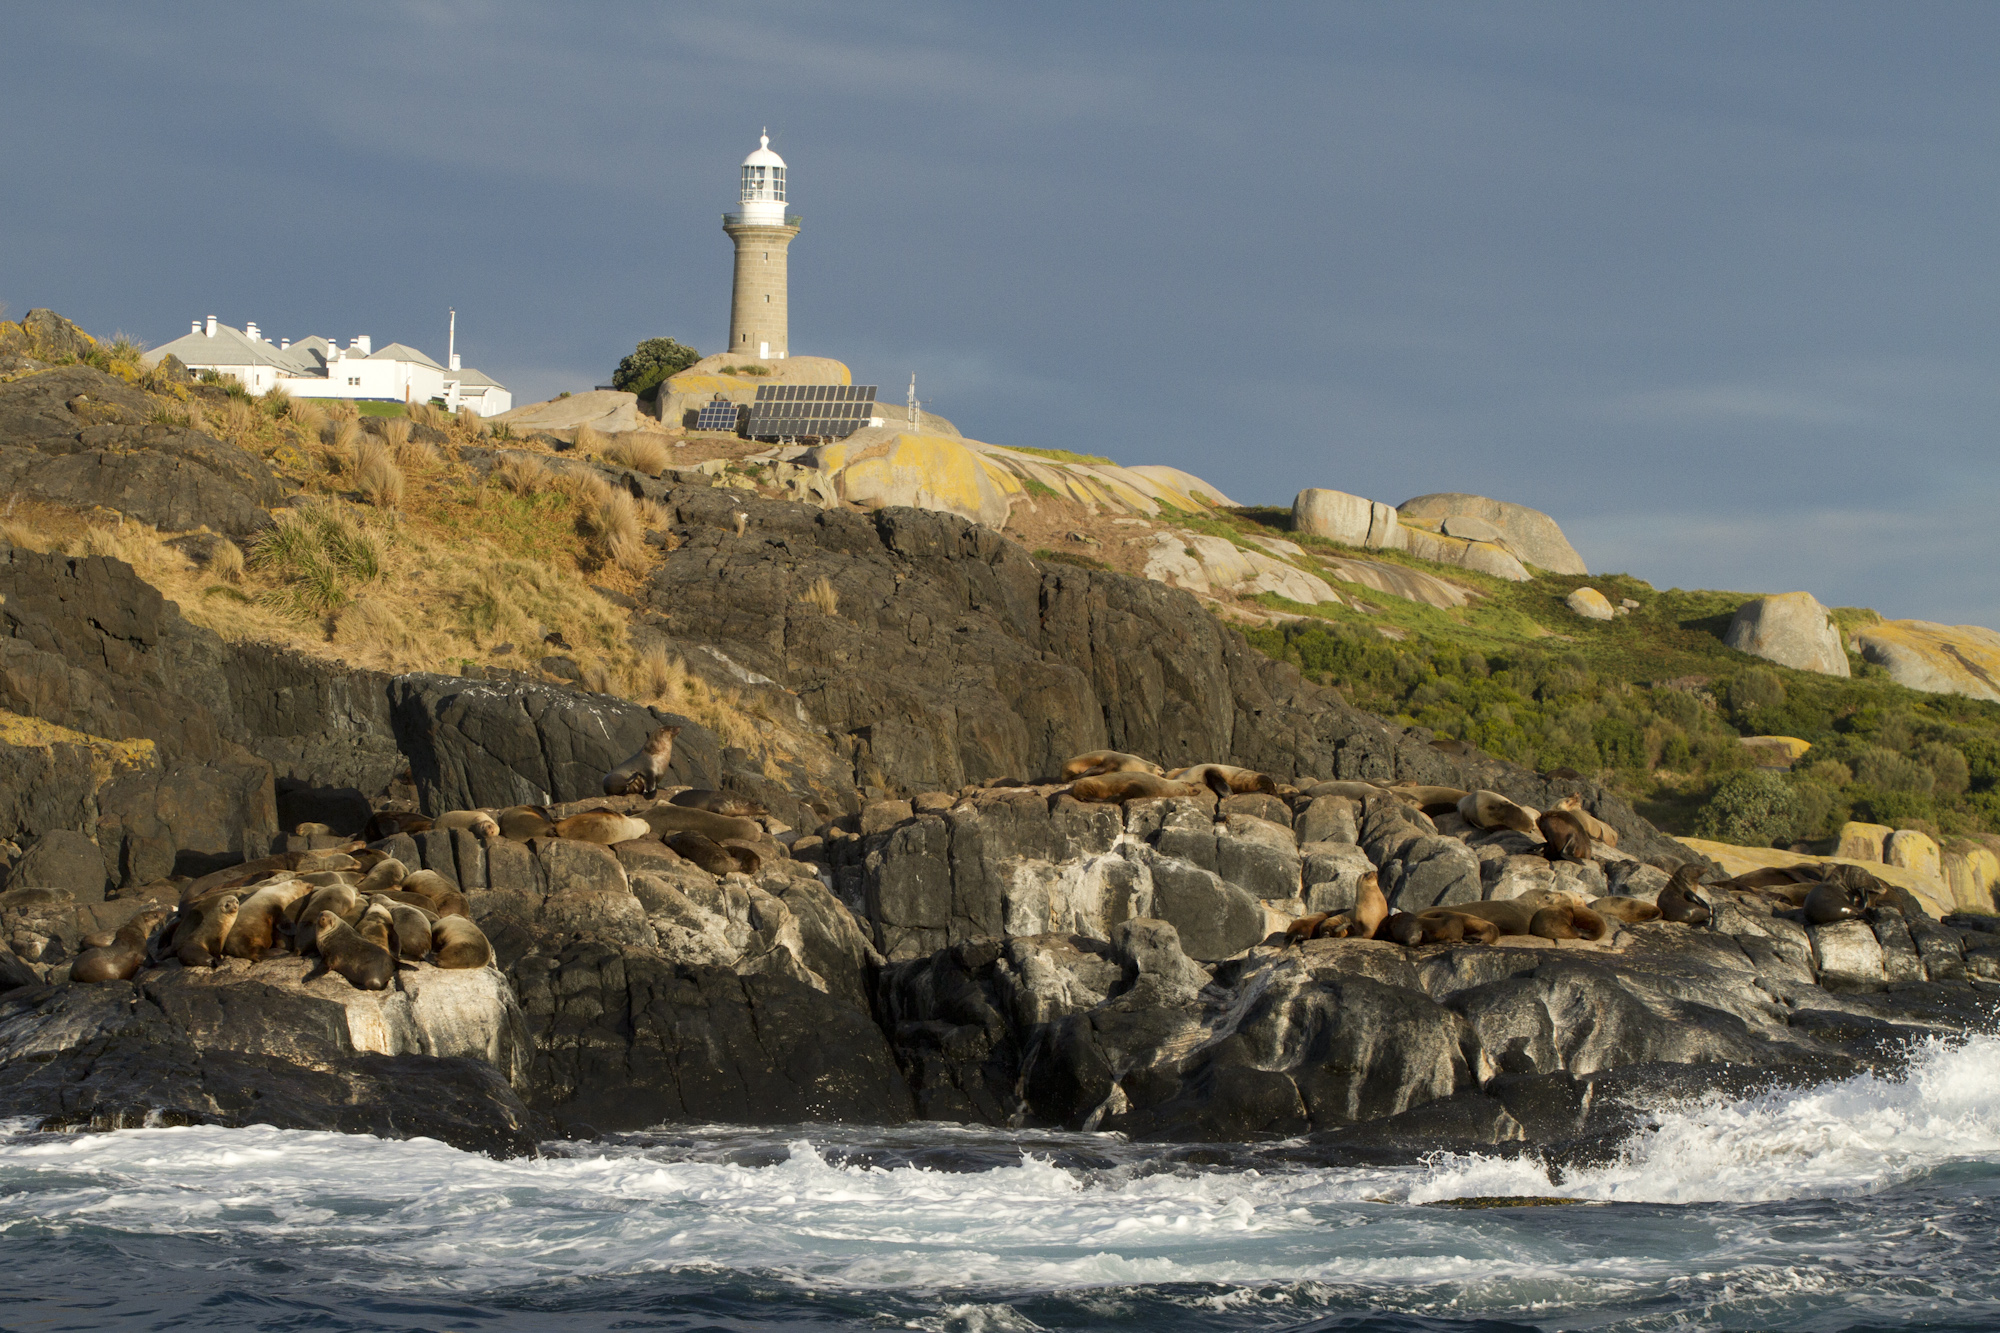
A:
<box><xmin>723</xmin><ymin>131</ymin><xmax>799</xmax><ymax>361</ymax></box>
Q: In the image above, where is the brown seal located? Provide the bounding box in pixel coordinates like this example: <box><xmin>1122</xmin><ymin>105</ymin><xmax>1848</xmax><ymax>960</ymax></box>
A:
<box><xmin>554</xmin><ymin>810</ymin><xmax>653</xmax><ymax>845</ymax></box>
<box><xmin>222</xmin><ymin>880</ymin><xmax>313</xmax><ymax>961</ymax></box>
<box><xmin>1658</xmin><ymin>867</ymin><xmax>1714</xmax><ymax>925</ymax></box>
<box><xmin>73</xmin><ymin>907</ymin><xmax>170</xmax><ymax>983</ymax></box>
<box><xmin>311</xmin><ymin>911</ymin><xmax>395</xmax><ymax>991</ymax></box>
<box><xmin>288</xmin><ymin>884</ymin><xmax>360</xmax><ymax>952</ymax></box>
<box><xmin>1457</xmin><ymin>790</ymin><xmax>1539</xmax><ymax>838</ymax></box>
<box><xmin>1167</xmin><ymin>764</ymin><xmax>1278</xmax><ymax>796</ymax></box>
<box><xmin>1413</xmin><ymin>909</ymin><xmax>1501</xmax><ymax>945</ymax></box>
<box><xmin>1349</xmin><ymin>872</ymin><xmax>1390</xmax><ymax>939</ymax></box>
<box><xmin>356</xmin><ymin>858</ymin><xmax>408</xmax><ymax>895</ymax></box>
<box><xmin>381</xmin><ymin>900</ymin><xmax>437</xmax><ymax>960</ymax></box>
<box><xmin>355</xmin><ymin>902</ymin><xmax>401</xmax><ymax>958</ymax></box>
<box><xmin>1066</xmin><ymin>772</ymin><xmax>1200</xmax><ymax>804</ymax></box>
<box><xmin>431</xmin><ymin>915</ymin><xmax>493</xmax><ymax>969</ymax></box>
<box><xmin>1591</xmin><ymin>895</ymin><xmax>1662</xmax><ymax>924</ymax></box>
<box><xmin>366</xmin><ymin>811</ymin><xmax>433</xmax><ymax>840</ymax></box>
<box><xmin>1450</xmin><ymin>899</ymin><xmax>1537</xmax><ymax>937</ymax></box>
<box><xmin>1386</xmin><ymin>783</ymin><xmax>1471</xmax><ymax>817</ymax></box>
<box><xmin>602</xmin><ymin>725</ymin><xmax>682</xmax><ymax>797</ymax></box>
<box><xmin>1801</xmin><ymin>882</ymin><xmax>1863</xmax><ymax>925</ymax></box>
<box><xmin>1551</xmin><ymin>795</ymin><xmax>1619</xmax><ymax>849</ymax></box>
<box><xmin>1536</xmin><ymin>810</ymin><xmax>1594</xmax><ymax>864</ymax></box>
<box><xmin>1527</xmin><ymin>901</ymin><xmax>1610</xmax><ymax>942</ymax></box>
<box><xmin>398</xmin><ymin>870</ymin><xmax>457</xmax><ymax>905</ymax></box>
<box><xmin>1283</xmin><ymin>912</ymin><xmax>1347</xmax><ymax>942</ymax></box>
<box><xmin>639</xmin><ymin>804</ymin><xmax>764</xmax><ymax>845</ymax></box>
<box><xmin>1059</xmin><ymin>750</ymin><xmax>1165</xmax><ymax>781</ymax></box>
<box><xmin>718</xmin><ymin>838</ymin><xmax>767</xmax><ymax>875</ymax></box>
<box><xmin>167</xmin><ymin>893</ymin><xmax>240</xmax><ymax>968</ymax></box>
<box><xmin>669</xmin><ymin>789</ymin><xmax>768</xmax><ymax>818</ymax></box>
<box><xmin>496</xmin><ymin>805</ymin><xmax>555</xmax><ymax>840</ymax></box>
<box><xmin>434</xmin><ymin>810</ymin><xmax>501</xmax><ymax>839</ymax></box>
<box><xmin>1304</xmin><ymin>780</ymin><xmax>1393</xmax><ymax>802</ymax></box>
<box><xmin>1381</xmin><ymin>911</ymin><xmax>1427</xmax><ymax>946</ymax></box>
<box><xmin>668</xmin><ymin>832</ymin><xmax>740</xmax><ymax>877</ymax></box>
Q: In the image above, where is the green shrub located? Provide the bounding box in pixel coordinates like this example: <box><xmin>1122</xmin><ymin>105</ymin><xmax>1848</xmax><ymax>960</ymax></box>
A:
<box><xmin>1695</xmin><ymin>770</ymin><xmax>1804</xmax><ymax>846</ymax></box>
<box><xmin>612</xmin><ymin>338</ymin><xmax>701</xmax><ymax>396</ymax></box>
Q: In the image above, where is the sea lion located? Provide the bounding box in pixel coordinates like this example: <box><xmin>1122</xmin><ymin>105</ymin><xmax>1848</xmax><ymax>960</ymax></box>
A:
<box><xmin>382</xmin><ymin>901</ymin><xmax>437</xmax><ymax>960</ymax></box>
<box><xmin>496</xmin><ymin>805</ymin><xmax>555</xmax><ymax>840</ymax></box>
<box><xmin>1551</xmin><ymin>795</ymin><xmax>1619</xmax><ymax>849</ymax></box>
<box><xmin>73</xmin><ymin>907</ymin><xmax>170</xmax><ymax>983</ymax></box>
<box><xmin>1414</xmin><ymin>909</ymin><xmax>1501</xmax><ymax>945</ymax></box>
<box><xmin>718</xmin><ymin>838</ymin><xmax>767</xmax><ymax>875</ymax></box>
<box><xmin>355</xmin><ymin>902</ymin><xmax>400</xmax><ymax>958</ymax></box>
<box><xmin>356</xmin><ymin>858</ymin><xmax>407</xmax><ymax>894</ymax></box>
<box><xmin>1387</xmin><ymin>783</ymin><xmax>1471</xmax><ymax>816</ymax></box>
<box><xmin>288</xmin><ymin>884</ymin><xmax>360</xmax><ymax>950</ymax></box>
<box><xmin>1657</xmin><ymin>872</ymin><xmax>1714</xmax><ymax>926</ymax></box>
<box><xmin>1060</xmin><ymin>750</ymin><xmax>1165</xmax><ymax>781</ymax></box>
<box><xmin>311</xmin><ymin>911</ymin><xmax>395</xmax><ymax>991</ymax></box>
<box><xmin>1066</xmin><ymin>772</ymin><xmax>1200</xmax><ymax>804</ymax></box>
<box><xmin>1167</xmin><ymin>764</ymin><xmax>1278</xmax><ymax>796</ymax></box>
<box><xmin>167</xmin><ymin>893</ymin><xmax>239</xmax><ymax>968</ymax></box>
<box><xmin>434</xmin><ymin>810</ymin><xmax>501</xmax><ymax>839</ymax></box>
<box><xmin>1802</xmin><ymin>882</ymin><xmax>1863</xmax><ymax>925</ymax></box>
<box><xmin>1304</xmin><ymin>780</ymin><xmax>1394</xmax><ymax>802</ymax></box>
<box><xmin>430</xmin><ymin>889</ymin><xmax>473</xmax><ymax>921</ymax></box>
<box><xmin>431</xmin><ymin>915</ymin><xmax>493</xmax><ymax>969</ymax></box>
<box><xmin>554</xmin><ymin>810</ymin><xmax>653</xmax><ymax>845</ymax></box>
<box><xmin>366</xmin><ymin>810</ymin><xmax>433</xmax><ymax>840</ymax></box>
<box><xmin>1450</xmin><ymin>899</ymin><xmax>1538</xmax><ymax>937</ymax></box>
<box><xmin>1592</xmin><ymin>895</ymin><xmax>1662</xmax><ymax>924</ymax></box>
<box><xmin>1457</xmin><ymin>790</ymin><xmax>1540</xmax><ymax>838</ymax></box>
<box><xmin>222</xmin><ymin>880</ymin><xmax>313</xmax><ymax>961</ymax></box>
<box><xmin>639</xmin><ymin>804</ymin><xmax>765</xmax><ymax>845</ymax></box>
<box><xmin>1284</xmin><ymin>912</ymin><xmax>1342</xmax><ymax>942</ymax></box>
<box><xmin>1528</xmin><ymin>901</ymin><xmax>1610</xmax><ymax>942</ymax></box>
<box><xmin>668</xmin><ymin>832</ymin><xmax>740</xmax><ymax>877</ymax></box>
<box><xmin>669</xmin><ymin>789</ymin><xmax>768</xmax><ymax>818</ymax></box>
<box><xmin>1536</xmin><ymin>810</ymin><xmax>1594</xmax><ymax>864</ymax></box>
<box><xmin>1351</xmin><ymin>872</ymin><xmax>1391</xmax><ymax>940</ymax></box>
<box><xmin>399</xmin><ymin>870</ymin><xmax>457</xmax><ymax>905</ymax></box>
<box><xmin>602</xmin><ymin>725</ymin><xmax>682</xmax><ymax>797</ymax></box>
<box><xmin>1382</xmin><ymin>911</ymin><xmax>1427</xmax><ymax>946</ymax></box>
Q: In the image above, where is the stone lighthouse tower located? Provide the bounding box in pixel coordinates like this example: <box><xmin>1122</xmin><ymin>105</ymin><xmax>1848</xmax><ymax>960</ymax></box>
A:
<box><xmin>723</xmin><ymin>131</ymin><xmax>798</xmax><ymax>360</ymax></box>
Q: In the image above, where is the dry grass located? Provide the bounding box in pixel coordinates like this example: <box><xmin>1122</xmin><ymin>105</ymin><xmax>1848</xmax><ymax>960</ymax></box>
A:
<box><xmin>1</xmin><ymin>518</ymin><xmax>51</xmax><ymax>552</ymax></box>
<box><xmin>220</xmin><ymin>400</ymin><xmax>257</xmax><ymax>443</ymax></box>
<box><xmin>324</xmin><ymin>399</ymin><xmax>360</xmax><ymax>422</ymax></box>
<box><xmin>798</xmin><ymin>576</ymin><xmax>839</xmax><ymax>615</ymax></box>
<box><xmin>598</xmin><ymin>434</ymin><xmax>671</xmax><ymax>475</ymax></box>
<box><xmin>456</xmin><ymin>407</ymin><xmax>489</xmax><ymax>437</ymax></box>
<box><xmin>289</xmin><ymin>399</ymin><xmax>328</xmax><ymax>437</ymax></box>
<box><xmin>495</xmin><ymin>454</ymin><xmax>551</xmax><ymax>496</ymax></box>
<box><xmin>573</xmin><ymin>422</ymin><xmax>605</xmax><ymax>456</ymax></box>
<box><xmin>409</xmin><ymin>401</ymin><xmax>447</xmax><ymax>431</ymax></box>
<box><xmin>261</xmin><ymin>384</ymin><xmax>291</xmax><ymax>418</ymax></box>
<box><xmin>579</xmin><ymin>487</ymin><xmax>648</xmax><ymax>572</ymax></box>
<box><xmin>353</xmin><ymin>437</ymin><xmax>406</xmax><ymax>508</ymax></box>
<box><xmin>209</xmin><ymin>537</ymin><xmax>244</xmax><ymax>582</ymax></box>
<box><xmin>250</xmin><ymin>503</ymin><xmax>383</xmax><ymax>619</ymax></box>
<box><xmin>382</xmin><ymin>417</ymin><xmax>440</xmax><ymax>469</ymax></box>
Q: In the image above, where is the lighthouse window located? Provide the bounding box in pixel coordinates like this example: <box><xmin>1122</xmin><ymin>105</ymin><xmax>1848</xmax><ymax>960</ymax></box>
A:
<box><xmin>772</xmin><ymin>166</ymin><xmax>785</xmax><ymax>201</ymax></box>
<box><xmin>765</xmin><ymin>295</ymin><xmax>771</xmax><ymax>303</ymax></box>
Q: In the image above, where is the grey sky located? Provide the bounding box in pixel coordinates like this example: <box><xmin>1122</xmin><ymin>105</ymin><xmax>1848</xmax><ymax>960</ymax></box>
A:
<box><xmin>5</xmin><ymin>2</ymin><xmax>1996</xmax><ymax>626</ymax></box>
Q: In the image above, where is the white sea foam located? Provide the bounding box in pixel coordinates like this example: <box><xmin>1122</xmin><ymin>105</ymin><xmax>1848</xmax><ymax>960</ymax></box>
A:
<box><xmin>0</xmin><ymin>1035</ymin><xmax>1993</xmax><ymax>1304</ymax></box>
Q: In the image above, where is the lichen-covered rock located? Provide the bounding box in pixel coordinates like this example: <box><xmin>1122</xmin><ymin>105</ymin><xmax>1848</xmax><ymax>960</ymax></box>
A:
<box><xmin>1565</xmin><ymin>587</ymin><xmax>1616</xmax><ymax>621</ymax></box>
<box><xmin>1850</xmin><ymin>620</ymin><xmax>2000</xmax><ymax>704</ymax></box>
<box><xmin>1397</xmin><ymin>493</ymin><xmax>1587</xmax><ymax>574</ymax></box>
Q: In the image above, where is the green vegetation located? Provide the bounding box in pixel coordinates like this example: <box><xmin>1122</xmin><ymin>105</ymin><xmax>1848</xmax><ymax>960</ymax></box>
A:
<box><xmin>249</xmin><ymin>504</ymin><xmax>384</xmax><ymax>619</ymax></box>
<box><xmin>996</xmin><ymin>443</ymin><xmax>1116</xmax><ymax>466</ymax></box>
<box><xmin>721</xmin><ymin>364</ymin><xmax>772</xmax><ymax>376</ymax></box>
<box><xmin>1022</xmin><ymin>477</ymin><xmax>1060</xmax><ymax>499</ymax></box>
<box><xmin>1034</xmin><ymin>548</ymin><xmax>1110</xmax><ymax>571</ymax></box>
<box><xmin>612</xmin><ymin>337</ymin><xmax>702</xmax><ymax>396</ymax></box>
<box><xmin>1173</xmin><ymin>502</ymin><xmax>2000</xmax><ymax>844</ymax></box>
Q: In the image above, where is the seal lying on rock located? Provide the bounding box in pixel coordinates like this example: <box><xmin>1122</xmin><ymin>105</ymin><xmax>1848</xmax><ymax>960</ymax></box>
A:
<box><xmin>1060</xmin><ymin>750</ymin><xmax>1164</xmax><ymax>780</ymax></box>
<box><xmin>310</xmin><ymin>911</ymin><xmax>395</xmax><ymax>991</ymax></box>
<box><xmin>164</xmin><ymin>893</ymin><xmax>240</xmax><ymax>968</ymax></box>
<box><xmin>1551</xmin><ymin>794</ymin><xmax>1619</xmax><ymax>849</ymax></box>
<box><xmin>1458</xmin><ymin>789</ymin><xmax>1541</xmax><ymax>838</ymax></box>
<box><xmin>73</xmin><ymin>907</ymin><xmax>171</xmax><ymax>983</ymax></box>
<box><xmin>434</xmin><ymin>810</ymin><xmax>500</xmax><ymax>839</ymax></box>
<box><xmin>554</xmin><ymin>810</ymin><xmax>653</xmax><ymax>845</ymax></box>
<box><xmin>431</xmin><ymin>915</ymin><xmax>493</xmax><ymax>969</ymax></box>
<box><xmin>383</xmin><ymin>901</ymin><xmax>437</xmax><ymax>960</ymax></box>
<box><xmin>1067</xmin><ymin>772</ymin><xmax>1200</xmax><ymax>804</ymax></box>
<box><xmin>670</xmin><ymin>789</ymin><xmax>767</xmax><ymax>817</ymax></box>
<box><xmin>1386</xmin><ymin>783</ymin><xmax>1470</xmax><ymax>816</ymax></box>
<box><xmin>1537</xmin><ymin>809</ymin><xmax>1594</xmax><ymax>864</ymax></box>
<box><xmin>1166</xmin><ymin>764</ymin><xmax>1277</xmax><ymax>795</ymax></box>
<box><xmin>496</xmin><ymin>805</ymin><xmax>555</xmax><ymax>840</ymax></box>
<box><xmin>1414</xmin><ymin>909</ymin><xmax>1502</xmax><ymax>944</ymax></box>
<box><xmin>640</xmin><ymin>804</ymin><xmax>764</xmax><ymax>845</ymax></box>
<box><xmin>1657</xmin><ymin>870</ymin><xmax>1714</xmax><ymax>926</ymax></box>
<box><xmin>1527</xmin><ymin>901</ymin><xmax>1611</xmax><ymax>941</ymax></box>
<box><xmin>366</xmin><ymin>811</ymin><xmax>432</xmax><ymax>840</ymax></box>
<box><xmin>602</xmin><ymin>725</ymin><xmax>681</xmax><ymax>797</ymax></box>
<box><xmin>223</xmin><ymin>880</ymin><xmax>313</xmax><ymax>962</ymax></box>
<box><xmin>1803</xmin><ymin>881</ymin><xmax>1865</xmax><ymax>924</ymax></box>
<box><xmin>357</xmin><ymin>858</ymin><xmax>407</xmax><ymax>894</ymax></box>
<box><xmin>668</xmin><ymin>832</ymin><xmax>747</xmax><ymax>877</ymax></box>
<box><xmin>1592</xmin><ymin>895</ymin><xmax>1662</xmax><ymax>924</ymax></box>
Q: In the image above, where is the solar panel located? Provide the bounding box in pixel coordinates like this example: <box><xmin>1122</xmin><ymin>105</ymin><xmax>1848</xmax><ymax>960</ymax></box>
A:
<box><xmin>694</xmin><ymin>398</ymin><xmax>741</xmax><ymax>431</ymax></box>
<box><xmin>742</xmin><ymin>384</ymin><xmax>880</xmax><ymax>440</ymax></box>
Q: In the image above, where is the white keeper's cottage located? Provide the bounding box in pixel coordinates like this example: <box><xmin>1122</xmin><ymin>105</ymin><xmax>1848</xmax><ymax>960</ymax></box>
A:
<box><xmin>144</xmin><ymin>314</ymin><xmax>511</xmax><ymax>416</ymax></box>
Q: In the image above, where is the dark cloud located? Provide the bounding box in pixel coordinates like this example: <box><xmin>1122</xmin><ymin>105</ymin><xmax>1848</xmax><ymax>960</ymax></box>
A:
<box><xmin>4</xmin><ymin>1</ymin><xmax>1995</xmax><ymax>623</ymax></box>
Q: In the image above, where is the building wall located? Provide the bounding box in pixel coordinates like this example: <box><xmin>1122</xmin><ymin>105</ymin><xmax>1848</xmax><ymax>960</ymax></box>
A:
<box><xmin>723</xmin><ymin>220</ymin><xmax>799</xmax><ymax>360</ymax></box>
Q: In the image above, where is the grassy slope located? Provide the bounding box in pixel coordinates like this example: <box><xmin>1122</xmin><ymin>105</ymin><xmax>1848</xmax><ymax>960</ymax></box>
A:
<box><xmin>1189</xmin><ymin>506</ymin><xmax>2000</xmax><ymax>848</ymax></box>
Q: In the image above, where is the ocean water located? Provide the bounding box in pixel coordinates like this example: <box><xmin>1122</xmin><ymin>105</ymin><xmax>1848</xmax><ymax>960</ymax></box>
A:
<box><xmin>3</xmin><ymin>1037</ymin><xmax>1998</xmax><ymax>1332</ymax></box>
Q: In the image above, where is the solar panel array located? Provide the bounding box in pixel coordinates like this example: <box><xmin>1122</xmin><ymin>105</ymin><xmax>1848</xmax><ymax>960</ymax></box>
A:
<box><xmin>743</xmin><ymin>383</ymin><xmax>878</xmax><ymax>440</ymax></box>
<box><xmin>694</xmin><ymin>398</ymin><xmax>742</xmax><ymax>432</ymax></box>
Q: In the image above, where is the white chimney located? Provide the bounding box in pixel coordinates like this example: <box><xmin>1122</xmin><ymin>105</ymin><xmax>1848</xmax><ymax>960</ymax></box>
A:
<box><xmin>190</xmin><ymin>320</ymin><xmax>201</xmax><ymax>335</ymax></box>
<box><xmin>355</xmin><ymin>335</ymin><xmax>371</xmax><ymax>355</ymax></box>
<box><xmin>280</xmin><ymin>338</ymin><xmax>290</xmax><ymax>351</ymax></box>
<box><xmin>450</xmin><ymin>353</ymin><xmax>462</xmax><ymax>372</ymax></box>
<box><xmin>205</xmin><ymin>315</ymin><xmax>217</xmax><ymax>336</ymax></box>
<box><xmin>245</xmin><ymin>322</ymin><xmax>259</xmax><ymax>342</ymax></box>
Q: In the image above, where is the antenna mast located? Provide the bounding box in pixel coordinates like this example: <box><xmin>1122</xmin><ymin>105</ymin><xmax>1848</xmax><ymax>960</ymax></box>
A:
<box><xmin>907</xmin><ymin>374</ymin><xmax>920</xmax><ymax>431</ymax></box>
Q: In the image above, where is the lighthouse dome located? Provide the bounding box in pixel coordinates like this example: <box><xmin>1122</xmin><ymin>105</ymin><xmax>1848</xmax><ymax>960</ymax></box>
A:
<box><xmin>737</xmin><ymin>131</ymin><xmax>789</xmax><ymax>223</ymax></box>
<box><xmin>742</xmin><ymin>133</ymin><xmax>786</xmax><ymax>170</ymax></box>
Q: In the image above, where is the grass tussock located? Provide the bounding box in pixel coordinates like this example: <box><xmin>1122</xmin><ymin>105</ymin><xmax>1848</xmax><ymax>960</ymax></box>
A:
<box><xmin>1</xmin><ymin>518</ymin><xmax>51</xmax><ymax>552</ymax></box>
<box><xmin>220</xmin><ymin>400</ymin><xmax>257</xmax><ymax>443</ymax></box>
<box><xmin>495</xmin><ymin>454</ymin><xmax>551</xmax><ymax>496</ymax></box>
<box><xmin>261</xmin><ymin>384</ymin><xmax>290</xmax><ymax>418</ymax></box>
<box><xmin>799</xmin><ymin>576</ymin><xmax>839</xmax><ymax>615</ymax></box>
<box><xmin>250</xmin><ymin>503</ymin><xmax>383</xmax><ymax>620</ymax></box>
<box><xmin>409</xmin><ymin>401</ymin><xmax>447</xmax><ymax>431</ymax></box>
<box><xmin>598</xmin><ymin>434</ymin><xmax>671</xmax><ymax>475</ymax></box>
<box><xmin>209</xmin><ymin>537</ymin><xmax>245</xmax><ymax>582</ymax></box>
<box><xmin>573</xmin><ymin>422</ymin><xmax>604</xmax><ymax>456</ymax></box>
<box><xmin>324</xmin><ymin>399</ymin><xmax>359</xmax><ymax>423</ymax></box>
<box><xmin>457</xmin><ymin>407</ymin><xmax>489</xmax><ymax>437</ymax></box>
<box><xmin>352</xmin><ymin>437</ymin><xmax>406</xmax><ymax>508</ymax></box>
